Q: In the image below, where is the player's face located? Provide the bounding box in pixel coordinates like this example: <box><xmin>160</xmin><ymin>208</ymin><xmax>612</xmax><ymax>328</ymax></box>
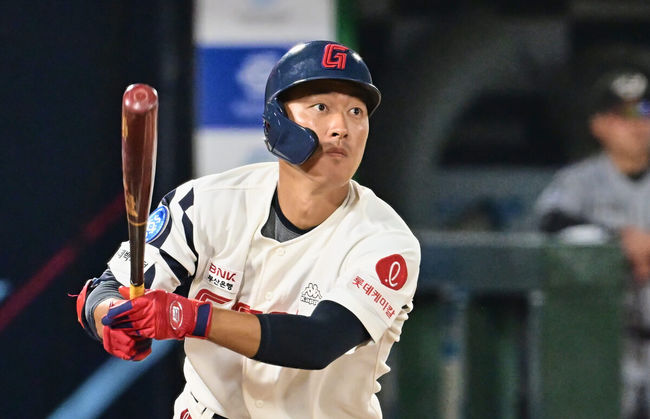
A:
<box><xmin>593</xmin><ymin>112</ymin><xmax>650</xmax><ymax>159</ymax></box>
<box><xmin>284</xmin><ymin>81</ymin><xmax>370</xmax><ymax>186</ymax></box>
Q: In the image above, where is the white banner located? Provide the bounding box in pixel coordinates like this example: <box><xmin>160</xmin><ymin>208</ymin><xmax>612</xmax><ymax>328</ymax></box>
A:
<box><xmin>193</xmin><ymin>0</ymin><xmax>336</xmax><ymax>176</ymax></box>
<box><xmin>195</xmin><ymin>0</ymin><xmax>335</xmax><ymax>45</ymax></box>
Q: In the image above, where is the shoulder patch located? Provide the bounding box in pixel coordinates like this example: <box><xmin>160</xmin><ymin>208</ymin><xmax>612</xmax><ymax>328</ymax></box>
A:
<box><xmin>376</xmin><ymin>254</ymin><xmax>408</xmax><ymax>290</ymax></box>
<box><xmin>145</xmin><ymin>206</ymin><xmax>170</xmax><ymax>243</ymax></box>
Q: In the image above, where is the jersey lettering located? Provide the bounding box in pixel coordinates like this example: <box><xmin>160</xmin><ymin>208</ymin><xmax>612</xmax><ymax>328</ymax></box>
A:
<box><xmin>352</xmin><ymin>276</ymin><xmax>396</xmax><ymax>319</ymax></box>
<box><xmin>205</xmin><ymin>260</ymin><xmax>242</xmax><ymax>295</ymax></box>
<box><xmin>208</xmin><ymin>263</ymin><xmax>237</xmax><ymax>281</ymax></box>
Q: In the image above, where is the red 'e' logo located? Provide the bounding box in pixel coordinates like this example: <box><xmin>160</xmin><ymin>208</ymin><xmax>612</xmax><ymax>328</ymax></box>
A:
<box><xmin>322</xmin><ymin>44</ymin><xmax>348</xmax><ymax>69</ymax></box>
<box><xmin>376</xmin><ymin>254</ymin><xmax>408</xmax><ymax>290</ymax></box>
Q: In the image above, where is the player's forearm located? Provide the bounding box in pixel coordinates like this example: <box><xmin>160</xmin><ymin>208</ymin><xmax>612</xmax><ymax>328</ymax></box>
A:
<box><xmin>538</xmin><ymin>209</ymin><xmax>591</xmax><ymax>233</ymax></box>
<box><xmin>93</xmin><ymin>298</ymin><xmax>120</xmax><ymax>339</ymax></box>
<box><xmin>252</xmin><ymin>301</ymin><xmax>370</xmax><ymax>369</ymax></box>
<box><xmin>207</xmin><ymin>308</ymin><xmax>261</xmax><ymax>358</ymax></box>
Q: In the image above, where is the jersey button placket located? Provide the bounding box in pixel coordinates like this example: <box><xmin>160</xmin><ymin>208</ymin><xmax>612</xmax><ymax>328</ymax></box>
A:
<box><xmin>255</xmin><ymin>400</ymin><xmax>264</xmax><ymax>408</ymax></box>
<box><xmin>275</xmin><ymin>247</ymin><xmax>286</xmax><ymax>256</ymax></box>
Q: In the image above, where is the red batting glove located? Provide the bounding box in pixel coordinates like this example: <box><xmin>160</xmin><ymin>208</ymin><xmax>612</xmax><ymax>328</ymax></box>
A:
<box><xmin>103</xmin><ymin>326</ymin><xmax>152</xmax><ymax>361</ymax></box>
<box><xmin>102</xmin><ymin>289</ymin><xmax>212</xmax><ymax>340</ymax></box>
<box><xmin>103</xmin><ymin>288</ymin><xmax>152</xmax><ymax>361</ymax></box>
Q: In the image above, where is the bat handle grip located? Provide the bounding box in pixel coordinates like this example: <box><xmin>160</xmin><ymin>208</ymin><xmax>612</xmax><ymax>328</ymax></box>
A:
<box><xmin>130</xmin><ymin>283</ymin><xmax>145</xmax><ymax>299</ymax></box>
<box><xmin>127</xmin><ymin>221</ymin><xmax>147</xmax><ymax>299</ymax></box>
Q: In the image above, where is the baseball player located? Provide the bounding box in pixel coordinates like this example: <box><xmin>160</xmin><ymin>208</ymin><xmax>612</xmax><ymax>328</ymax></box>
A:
<box><xmin>534</xmin><ymin>67</ymin><xmax>650</xmax><ymax>418</ymax></box>
<box><xmin>75</xmin><ymin>40</ymin><xmax>421</xmax><ymax>419</ymax></box>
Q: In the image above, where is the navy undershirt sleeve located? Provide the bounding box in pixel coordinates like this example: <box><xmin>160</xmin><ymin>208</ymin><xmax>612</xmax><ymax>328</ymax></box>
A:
<box><xmin>538</xmin><ymin>209</ymin><xmax>592</xmax><ymax>233</ymax></box>
<box><xmin>253</xmin><ymin>300</ymin><xmax>371</xmax><ymax>370</ymax></box>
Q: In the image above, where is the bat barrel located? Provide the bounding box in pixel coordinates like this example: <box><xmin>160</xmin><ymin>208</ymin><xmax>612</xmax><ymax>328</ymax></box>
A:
<box><xmin>123</xmin><ymin>84</ymin><xmax>158</xmax><ymax>114</ymax></box>
<box><xmin>121</xmin><ymin>83</ymin><xmax>158</xmax><ymax>296</ymax></box>
<box><xmin>122</xmin><ymin>84</ymin><xmax>158</xmax><ymax>227</ymax></box>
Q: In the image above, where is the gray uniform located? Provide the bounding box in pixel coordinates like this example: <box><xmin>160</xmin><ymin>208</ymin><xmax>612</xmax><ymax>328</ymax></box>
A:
<box><xmin>535</xmin><ymin>152</ymin><xmax>650</xmax><ymax>232</ymax></box>
<box><xmin>535</xmin><ymin>152</ymin><xmax>650</xmax><ymax>418</ymax></box>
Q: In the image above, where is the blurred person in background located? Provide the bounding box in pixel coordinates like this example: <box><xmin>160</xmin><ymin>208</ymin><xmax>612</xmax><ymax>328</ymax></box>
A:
<box><xmin>534</xmin><ymin>65</ymin><xmax>650</xmax><ymax>419</ymax></box>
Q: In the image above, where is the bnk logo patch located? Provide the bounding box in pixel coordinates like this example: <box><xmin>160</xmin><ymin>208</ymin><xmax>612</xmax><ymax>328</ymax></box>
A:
<box><xmin>376</xmin><ymin>254</ymin><xmax>408</xmax><ymax>290</ymax></box>
<box><xmin>206</xmin><ymin>262</ymin><xmax>242</xmax><ymax>294</ymax></box>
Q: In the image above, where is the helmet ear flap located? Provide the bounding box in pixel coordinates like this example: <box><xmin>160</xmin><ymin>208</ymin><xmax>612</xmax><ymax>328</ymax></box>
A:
<box><xmin>263</xmin><ymin>99</ymin><xmax>319</xmax><ymax>165</ymax></box>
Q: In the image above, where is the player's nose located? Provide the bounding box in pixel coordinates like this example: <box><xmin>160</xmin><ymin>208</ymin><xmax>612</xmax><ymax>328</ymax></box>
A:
<box><xmin>328</xmin><ymin>112</ymin><xmax>349</xmax><ymax>139</ymax></box>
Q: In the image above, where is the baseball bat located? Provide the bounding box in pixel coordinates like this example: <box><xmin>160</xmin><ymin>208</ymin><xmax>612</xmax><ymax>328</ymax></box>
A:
<box><xmin>121</xmin><ymin>83</ymin><xmax>158</xmax><ymax>299</ymax></box>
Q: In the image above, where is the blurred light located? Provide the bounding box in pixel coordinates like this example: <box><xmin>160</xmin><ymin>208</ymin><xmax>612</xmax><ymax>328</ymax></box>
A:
<box><xmin>47</xmin><ymin>340</ymin><xmax>177</xmax><ymax>419</ymax></box>
<box><xmin>0</xmin><ymin>279</ymin><xmax>12</xmax><ymax>303</ymax></box>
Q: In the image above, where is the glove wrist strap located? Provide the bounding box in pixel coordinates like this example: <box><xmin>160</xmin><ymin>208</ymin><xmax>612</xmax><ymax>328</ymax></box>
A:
<box><xmin>190</xmin><ymin>302</ymin><xmax>212</xmax><ymax>338</ymax></box>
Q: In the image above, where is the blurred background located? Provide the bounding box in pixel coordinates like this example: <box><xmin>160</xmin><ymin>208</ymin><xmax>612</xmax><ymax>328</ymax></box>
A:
<box><xmin>1</xmin><ymin>0</ymin><xmax>647</xmax><ymax>418</ymax></box>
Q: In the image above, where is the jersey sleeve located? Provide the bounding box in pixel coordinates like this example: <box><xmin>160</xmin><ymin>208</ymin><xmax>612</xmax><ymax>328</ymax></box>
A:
<box><xmin>107</xmin><ymin>180</ymin><xmax>199</xmax><ymax>292</ymax></box>
<box><xmin>323</xmin><ymin>230</ymin><xmax>421</xmax><ymax>343</ymax></box>
<box><xmin>534</xmin><ymin>166</ymin><xmax>588</xmax><ymax>222</ymax></box>
<box><xmin>534</xmin><ymin>157</ymin><xmax>627</xmax><ymax>232</ymax></box>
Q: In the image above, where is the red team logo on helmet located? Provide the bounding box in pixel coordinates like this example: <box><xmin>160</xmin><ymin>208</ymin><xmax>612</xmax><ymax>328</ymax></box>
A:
<box><xmin>322</xmin><ymin>44</ymin><xmax>348</xmax><ymax>69</ymax></box>
<box><xmin>376</xmin><ymin>254</ymin><xmax>408</xmax><ymax>290</ymax></box>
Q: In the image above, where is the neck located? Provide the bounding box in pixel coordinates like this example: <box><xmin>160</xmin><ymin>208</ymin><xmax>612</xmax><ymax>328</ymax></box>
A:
<box><xmin>276</xmin><ymin>161</ymin><xmax>350</xmax><ymax>230</ymax></box>
<box><xmin>608</xmin><ymin>152</ymin><xmax>649</xmax><ymax>175</ymax></box>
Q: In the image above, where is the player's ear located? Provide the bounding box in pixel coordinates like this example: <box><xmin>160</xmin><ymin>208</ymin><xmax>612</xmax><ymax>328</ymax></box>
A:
<box><xmin>588</xmin><ymin>113</ymin><xmax>607</xmax><ymax>139</ymax></box>
<box><xmin>589</xmin><ymin>113</ymin><xmax>610</xmax><ymax>140</ymax></box>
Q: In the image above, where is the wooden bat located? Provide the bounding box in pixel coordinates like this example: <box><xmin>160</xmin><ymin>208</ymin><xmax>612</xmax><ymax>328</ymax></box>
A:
<box><xmin>121</xmin><ymin>83</ymin><xmax>158</xmax><ymax>299</ymax></box>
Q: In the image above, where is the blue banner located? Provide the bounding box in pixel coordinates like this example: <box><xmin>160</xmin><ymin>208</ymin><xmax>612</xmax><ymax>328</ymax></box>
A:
<box><xmin>196</xmin><ymin>46</ymin><xmax>290</xmax><ymax>128</ymax></box>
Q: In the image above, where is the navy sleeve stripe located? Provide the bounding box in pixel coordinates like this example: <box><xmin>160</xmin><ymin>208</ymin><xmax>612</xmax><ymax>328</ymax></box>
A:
<box><xmin>178</xmin><ymin>188</ymin><xmax>194</xmax><ymax>211</ymax></box>
<box><xmin>160</xmin><ymin>248</ymin><xmax>190</xmax><ymax>284</ymax></box>
<box><xmin>182</xmin><ymin>212</ymin><xmax>198</xmax><ymax>262</ymax></box>
<box><xmin>161</xmin><ymin>189</ymin><xmax>176</xmax><ymax>206</ymax></box>
<box><xmin>144</xmin><ymin>265</ymin><xmax>156</xmax><ymax>288</ymax></box>
<box><xmin>178</xmin><ymin>188</ymin><xmax>198</xmax><ymax>271</ymax></box>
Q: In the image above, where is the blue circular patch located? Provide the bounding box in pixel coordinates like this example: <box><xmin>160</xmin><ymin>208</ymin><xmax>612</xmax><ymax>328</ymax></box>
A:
<box><xmin>145</xmin><ymin>206</ymin><xmax>169</xmax><ymax>243</ymax></box>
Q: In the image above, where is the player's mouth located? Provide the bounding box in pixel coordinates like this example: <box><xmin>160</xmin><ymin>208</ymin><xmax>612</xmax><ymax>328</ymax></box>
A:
<box><xmin>324</xmin><ymin>146</ymin><xmax>347</xmax><ymax>157</ymax></box>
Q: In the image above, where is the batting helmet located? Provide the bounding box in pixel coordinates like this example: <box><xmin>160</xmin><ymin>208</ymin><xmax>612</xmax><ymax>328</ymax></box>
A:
<box><xmin>262</xmin><ymin>40</ymin><xmax>381</xmax><ymax>165</ymax></box>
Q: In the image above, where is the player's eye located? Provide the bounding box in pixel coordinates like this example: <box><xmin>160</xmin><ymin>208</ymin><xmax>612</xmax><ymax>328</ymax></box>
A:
<box><xmin>350</xmin><ymin>107</ymin><xmax>363</xmax><ymax>116</ymax></box>
<box><xmin>313</xmin><ymin>103</ymin><xmax>326</xmax><ymax>112</ymax></box>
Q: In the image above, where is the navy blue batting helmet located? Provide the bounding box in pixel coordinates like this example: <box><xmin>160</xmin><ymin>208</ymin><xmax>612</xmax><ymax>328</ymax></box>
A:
<box><xmin>262</xmin><ymin>40</ymin><xmax>381</xmax><ymax>165</ymax></box>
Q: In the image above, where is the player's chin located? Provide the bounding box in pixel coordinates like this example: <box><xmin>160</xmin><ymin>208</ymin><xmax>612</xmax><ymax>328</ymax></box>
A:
<box><xmin>303</xmin><ymin>153</ymin><xmax>357</xmax><ymax>178</ymax></box>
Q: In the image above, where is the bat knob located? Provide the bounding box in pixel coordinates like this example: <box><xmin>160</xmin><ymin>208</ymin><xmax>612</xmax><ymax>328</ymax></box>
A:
<box><xmin>123</xmin><ymin>84</ymin><xmax>158</xmax><ymax>114</ymax></box>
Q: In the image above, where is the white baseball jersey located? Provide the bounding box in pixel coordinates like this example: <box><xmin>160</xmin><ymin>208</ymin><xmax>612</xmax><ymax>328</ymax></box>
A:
<box><xmin>107</xmin><ymin>162</ymin><xmax>421</xmax><ymax>419</ymax></box>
